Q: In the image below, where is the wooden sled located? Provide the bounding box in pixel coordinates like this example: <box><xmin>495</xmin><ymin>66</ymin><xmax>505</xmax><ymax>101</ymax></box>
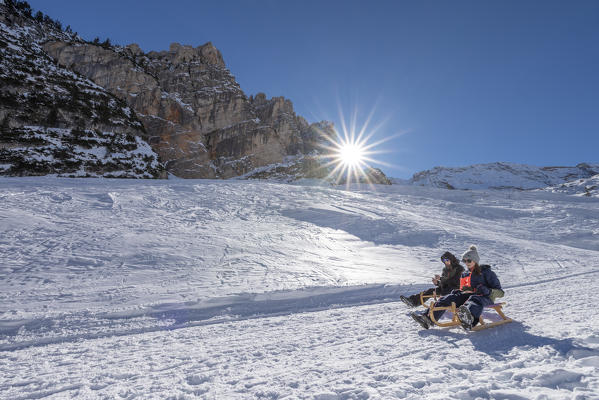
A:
<box><xmin>427</xmin><ymin>301</ymin><xmax>513</xmax><ymax>331</ymax></box>
<box><xmin>419</xmin><ymin>291</ymin><xmax>440</xmax><ymax>307</ymax></box>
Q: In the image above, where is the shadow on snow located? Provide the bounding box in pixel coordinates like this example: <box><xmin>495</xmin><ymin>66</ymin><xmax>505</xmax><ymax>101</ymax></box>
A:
<box><xmin>0</xmin><ymin>283</ymin><xmax>429</xmax><ymax>352</ymax></box>
<box><xmin>281</xmin><ymin>207</ymin><xmax>441</xmax><ymax>246</ymax></box>
<box><xmin>418</xmin><ymin>321</ymin><xmax>594</xmax><ymax>360</ymax></box>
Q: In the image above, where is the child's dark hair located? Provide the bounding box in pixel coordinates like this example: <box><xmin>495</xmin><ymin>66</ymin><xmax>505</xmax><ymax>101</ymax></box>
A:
<box><xmin>441</xmin><ymin>251</ymin><xmax>460</xmax><ymax>269</ymax></box>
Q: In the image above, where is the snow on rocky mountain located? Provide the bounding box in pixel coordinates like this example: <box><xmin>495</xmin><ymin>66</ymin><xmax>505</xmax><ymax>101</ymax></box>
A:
<box><xmin>1</xmin><ymin>176</ymin><xmax>598</xmax><ymax>398</ymax></box>
<box><xmin>0</xmin><ymin>1</ymin><xmax>163</xmax><ymax>178</ymax></box>
<box><xmin>240</xmin><ymin>153</ymin><xmax>392</xmax><ymax>185</ymax></box>
<box><xmin>409</xmin><ymin>162</ymin><xmax>599</xmax><ymax>193</ymax></box>
<box><xmin>542</xmin><ymin>174</ymin><xmax>599</xmax><ymax>198</ymax></box>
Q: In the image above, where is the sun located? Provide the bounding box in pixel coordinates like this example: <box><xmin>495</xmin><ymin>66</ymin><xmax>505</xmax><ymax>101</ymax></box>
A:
<box><xmin>316</xmin><ymin>125</ymin><xmax>383</xmax><ymax>187</ymax></box>
<box><xmin>338</xmin><ymin>142</ymin><xmax>365</xmax><ymax>167</ymax></box>
<box><xmin>313</xmin><ymin>104</ymin><xmax>403</xmax><ymax>187</ymax></box>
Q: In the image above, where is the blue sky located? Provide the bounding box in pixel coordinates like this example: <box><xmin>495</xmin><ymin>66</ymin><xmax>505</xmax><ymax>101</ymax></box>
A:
<box><xmin>28</xmin><ymin>0</ymin><xmax>599</xmax><ymax>178</ymax></box>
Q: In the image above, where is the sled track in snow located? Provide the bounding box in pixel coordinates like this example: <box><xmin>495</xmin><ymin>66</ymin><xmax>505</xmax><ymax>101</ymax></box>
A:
<box><xmin>4</xmin><ymin>269</ymin><xmax>597</xmax><ymax>352</ymax></box>
<box><xmin>0</xmin><ymin>283</ymin><xmax>428</xmax><ymax>352</ymax></box>
<box><xmin>503</xmin><ymin>268</ymin><xmax>599</xmax><ymax>290</ymax></box>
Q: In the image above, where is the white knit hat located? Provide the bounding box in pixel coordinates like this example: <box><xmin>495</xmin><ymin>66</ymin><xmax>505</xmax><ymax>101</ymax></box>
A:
<box><xmin>461</xmin><ymin>245</ymin><xmax>480</xmax><ymax>264</ymax></box>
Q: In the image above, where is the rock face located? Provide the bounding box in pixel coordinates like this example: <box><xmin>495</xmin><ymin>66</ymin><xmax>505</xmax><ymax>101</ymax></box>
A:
<box><xmin>0</xmin><ymin>2</ymin><xmax>163</xmax><ymax>178</ymax></box>
<box><xmin>44</xmin><ymin>39</ymin><xmax>332</xmax><ymax>178</ymax></box>
<box><xmin>1</xmin><ymin>1</ymin><xmax>391</xmax><ymax>183</ymax></box>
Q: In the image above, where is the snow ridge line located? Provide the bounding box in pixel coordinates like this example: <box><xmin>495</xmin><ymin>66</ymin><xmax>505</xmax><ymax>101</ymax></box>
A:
<box><xmin>503</xmin><ymin>268</ymin><xmax>599</xmax><ymax>290</ymax></box>
<box><xmin>0</xmin><ymin>283</ymin><xmax>428</xmax><ymax>352</ymax></box>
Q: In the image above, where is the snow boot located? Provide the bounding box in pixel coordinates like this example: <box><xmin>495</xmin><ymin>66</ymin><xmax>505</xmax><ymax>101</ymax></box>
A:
<box><xmin>410</xmin><ymin>312</ymin><xmax>432</xmax><ymax>329</ymax></box>
<box><xmin>457</xmin><ymin>305</ymin><xmax>474</xmax><ymax>331</ymax></box>
<box><xmin>401</xmin><ymin>295</ymin><xmax>418</xmax><ymax>308</ymax></box>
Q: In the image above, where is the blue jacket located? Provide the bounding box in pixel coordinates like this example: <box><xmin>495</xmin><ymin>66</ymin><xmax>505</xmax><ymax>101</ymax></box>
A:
<box><xmin>461</xmin><ymin>265</ymin><xmax>501</xmax><ymax>297</ymax></box>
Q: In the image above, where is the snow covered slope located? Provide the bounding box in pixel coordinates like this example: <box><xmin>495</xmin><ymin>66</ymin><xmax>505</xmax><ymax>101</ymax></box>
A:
<box><xmin>410</xmin><ymin>162</ymin><xmax>599</xmax><ymax>193</ymax></box>
<box><xmin>1</xmin><ymin>177</ymin><xmax>598</xmax><ymax>398</ymax></box>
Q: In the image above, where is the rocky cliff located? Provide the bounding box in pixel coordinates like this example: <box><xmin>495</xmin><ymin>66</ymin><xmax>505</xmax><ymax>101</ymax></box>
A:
<box><xmin>1</xmin><ymin>1</ymin><xmax>391</xmax><ymax>183</ymax></box>
<box><xmin>0</xmin><ymin>1</ymin><xmax>163</xmax><ymax>178</ymax></box>
<box><xmin>43</xmin><ymin>39</ymin><xmax>334</xmax><ymax>179</ymax></box>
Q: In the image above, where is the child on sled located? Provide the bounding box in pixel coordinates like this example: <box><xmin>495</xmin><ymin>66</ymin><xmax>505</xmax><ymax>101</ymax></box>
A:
<box><xmin>400</xmin><ymin>251</ymin><xmax>464</xmax><ymax>307</ymax></box>
<box><xmin>410</xmin><ymin>245</ymin><xmax>504</xmax><ymax>330</ymax></box>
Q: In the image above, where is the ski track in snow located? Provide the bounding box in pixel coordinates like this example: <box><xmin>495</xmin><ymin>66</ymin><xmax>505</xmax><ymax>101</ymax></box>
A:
<box><xmin>1</xmin><ymin>177</ymin><xmax>598</xmax><ymax>399</ymax></box>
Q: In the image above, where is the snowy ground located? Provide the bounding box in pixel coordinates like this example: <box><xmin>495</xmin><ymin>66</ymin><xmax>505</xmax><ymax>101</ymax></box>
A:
<box><xmin>1</xmin><ymin>177</ymin><xmax>598</xmax><ymax>399</ymax></box>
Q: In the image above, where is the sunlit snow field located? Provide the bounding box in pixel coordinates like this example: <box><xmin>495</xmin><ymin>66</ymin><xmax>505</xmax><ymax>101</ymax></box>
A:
<box><xmin>1</xmin><ymin>177</ymin><xmax>598</xmax><ymax>399</ymax></box>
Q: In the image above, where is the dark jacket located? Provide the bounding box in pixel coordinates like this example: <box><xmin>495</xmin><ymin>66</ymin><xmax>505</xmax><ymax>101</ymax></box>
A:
<box><xmin>437</xmin><ymin>263</ymin><xmax>465</xmax><ymax>295</ymax></box>
<box><xmin>461</xmin><ymin>264</ymin><xmax>501</xmax><ymax>297</ymax></box>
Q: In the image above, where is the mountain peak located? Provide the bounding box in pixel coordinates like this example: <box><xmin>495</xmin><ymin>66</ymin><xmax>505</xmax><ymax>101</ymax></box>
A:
<box><xmin>160</xmin><ymin>41</ymin><xmax>225</xmax><ymax>67</ymax></box>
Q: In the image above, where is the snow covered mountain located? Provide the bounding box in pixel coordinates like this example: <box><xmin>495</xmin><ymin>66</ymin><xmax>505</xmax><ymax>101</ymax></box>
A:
<box><xmin>1</xmin><ymin>176</ymin><xmax>598</xmax><ymax>398</ymax></box>
<box><xmin>0</xmin><ymin>1</ymin><xmax>163</xmax><ymax>178</ymax></box>
<box><xmin>409</xmin><ymin>162</ymin><xmax>599</xmax><ymax>194</ymax></box>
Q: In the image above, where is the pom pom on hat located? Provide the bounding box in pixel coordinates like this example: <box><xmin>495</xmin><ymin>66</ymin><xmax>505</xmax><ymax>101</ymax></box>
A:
<box><xmin>461</xmin><ymin>245</ymin><xmax>480</xmax><ymax>264</ymax></box>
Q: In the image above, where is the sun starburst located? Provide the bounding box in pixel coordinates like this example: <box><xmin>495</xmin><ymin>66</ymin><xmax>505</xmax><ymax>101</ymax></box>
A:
<box><xmin>338</xmin><ymin>143</ymin><xmax>365</xmax><ymax>167</ymax></box>
<box><xmin>314</xmin><ymin>105</ymin><xmax>401</xmax><ymax>188</ymax></box>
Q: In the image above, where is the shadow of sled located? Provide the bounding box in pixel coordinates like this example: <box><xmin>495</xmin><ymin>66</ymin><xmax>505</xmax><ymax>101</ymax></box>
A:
<box><xmin>419</xmin><ymin>319</ymin><xmax>593</xmax><ymax>359</ymax></box>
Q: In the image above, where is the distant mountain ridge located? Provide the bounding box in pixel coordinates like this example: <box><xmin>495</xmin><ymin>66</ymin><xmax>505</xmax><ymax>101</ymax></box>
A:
<box><xmin>407</xmin><ymin>162</ymin><xmax>599</xmax><ymax>196</ymax></box>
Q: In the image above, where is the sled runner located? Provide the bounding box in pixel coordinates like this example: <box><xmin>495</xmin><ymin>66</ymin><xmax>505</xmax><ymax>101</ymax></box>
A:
<box><xmin>427</xmin><ymin>301</ymin><xmax>512</xmax><ymax>331</ymax></box>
